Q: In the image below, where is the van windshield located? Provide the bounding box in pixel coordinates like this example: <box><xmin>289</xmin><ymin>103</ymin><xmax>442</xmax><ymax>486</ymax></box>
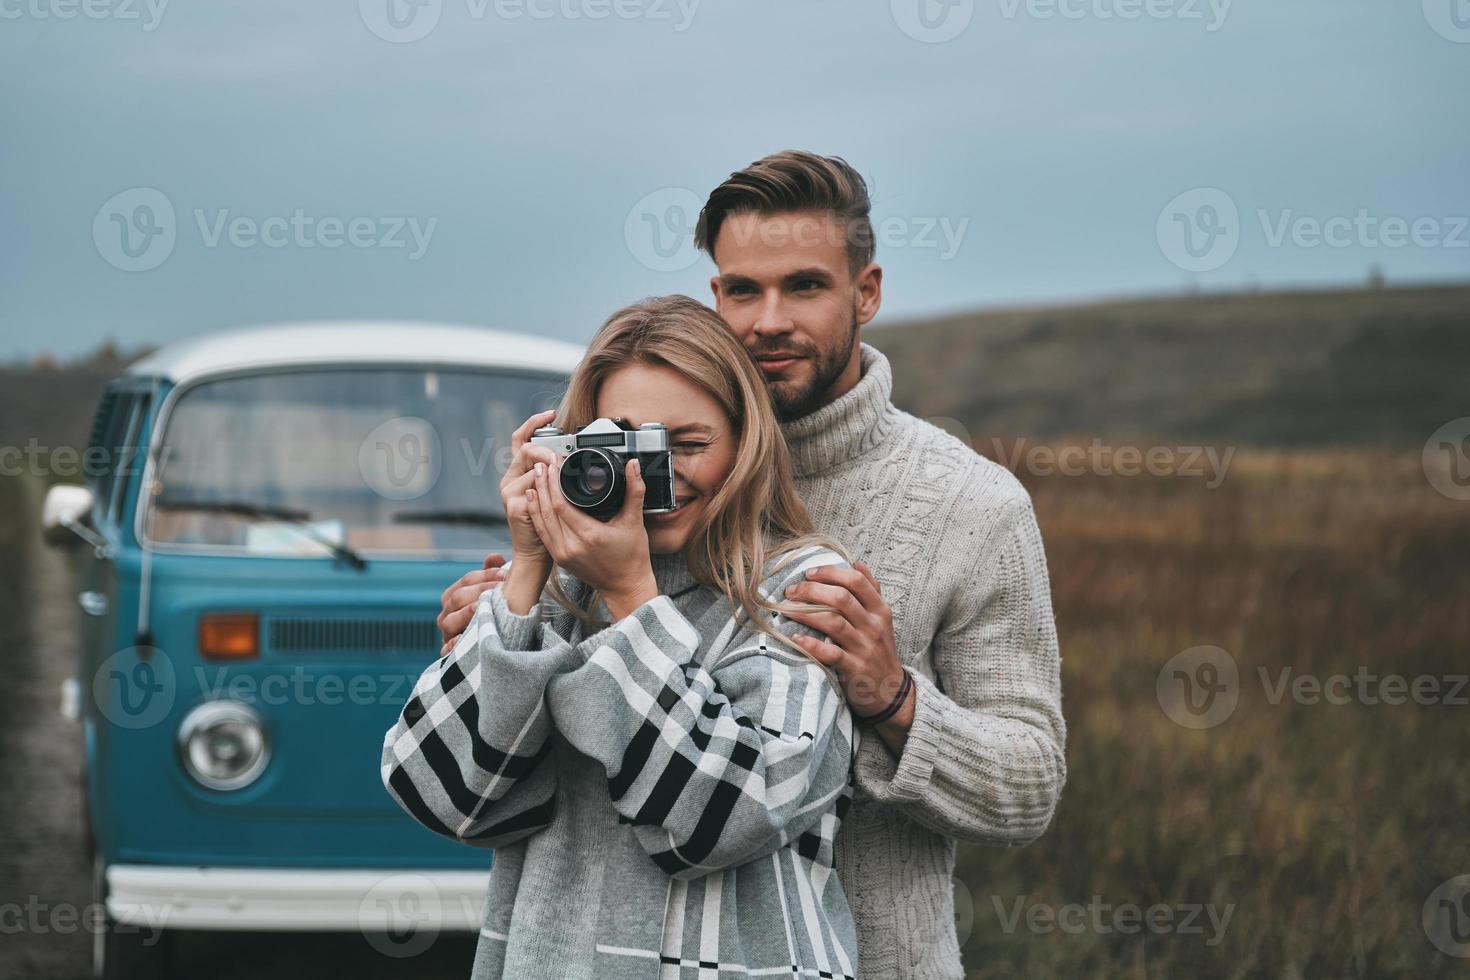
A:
<box><xmin>142</xmin><ymin>367</ymin><xmax>564</xmax><ymax>558</ymax></box>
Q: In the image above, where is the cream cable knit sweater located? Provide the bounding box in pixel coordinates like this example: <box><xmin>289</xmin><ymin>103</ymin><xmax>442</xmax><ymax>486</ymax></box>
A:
<box><xmin>781</xmin><ymin>342</ymin><xmax>1067</xmax><ymax>980</ymax></box>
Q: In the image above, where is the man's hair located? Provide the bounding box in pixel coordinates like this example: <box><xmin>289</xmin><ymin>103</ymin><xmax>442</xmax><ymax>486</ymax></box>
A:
<box><xmin>695</xmin><ymin>151</ymin><xmax>875</xmax><ymax>276</ymax></box>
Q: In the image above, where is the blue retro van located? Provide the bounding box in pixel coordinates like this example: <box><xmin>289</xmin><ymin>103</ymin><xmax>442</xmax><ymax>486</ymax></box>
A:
<box><xmin>41</xmin><ymin>322</ymin><xmax>582</xmax><ymax>979</ymax></box>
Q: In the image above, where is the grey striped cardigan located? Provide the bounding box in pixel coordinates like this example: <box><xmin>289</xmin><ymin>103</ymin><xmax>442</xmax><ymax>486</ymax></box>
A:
<box><xmin>381</xmin><ymin>545</ymin><xmax>860</xmax><ymax>980</ymax></box>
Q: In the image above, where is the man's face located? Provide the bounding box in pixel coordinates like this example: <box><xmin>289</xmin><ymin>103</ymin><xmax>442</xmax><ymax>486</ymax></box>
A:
<box><xmin>710</xmin><ymin>210</ymin><xmax>882</xmax><ymax>421</ymax></box>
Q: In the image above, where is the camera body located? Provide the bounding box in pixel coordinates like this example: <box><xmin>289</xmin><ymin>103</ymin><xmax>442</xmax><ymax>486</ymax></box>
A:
<box><xmin>530</xmin><ymin>417</ymin><xmax>677</xmax><ymax>520</ymax></box>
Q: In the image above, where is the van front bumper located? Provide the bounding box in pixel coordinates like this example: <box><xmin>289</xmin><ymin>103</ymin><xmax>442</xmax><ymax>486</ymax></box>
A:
<box><xmin>106</xmin><ymin>865</ymin><xmax>489</xmax><ymax>932</ymax></box>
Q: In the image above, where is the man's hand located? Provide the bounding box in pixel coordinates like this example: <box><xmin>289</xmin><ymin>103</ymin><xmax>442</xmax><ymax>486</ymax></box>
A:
<box><xmin>437</xmin><ymin>553</ymin><xmax>507</xmax><ymax>657</ymax></box>
<box><xmin>783</xmin><ymin>561</ymin><xmax>915</xmax><ymax>751</ymax></box>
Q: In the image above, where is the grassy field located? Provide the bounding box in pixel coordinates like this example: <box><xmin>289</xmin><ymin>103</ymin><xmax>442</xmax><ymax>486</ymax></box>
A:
<box><xmin>9</xmin><ymin>452</ymin><xmax>1463</xmax><ymax>978</ymax></box>
<box><xmin>950</xmin><ymin>449</ymin><xmax>1470</xmax><ymax>978</ymax></box>
<box><xmin>868</xmin><ymin>285</ymin><xmax>1470</xmax><ymax>973</ymax></box>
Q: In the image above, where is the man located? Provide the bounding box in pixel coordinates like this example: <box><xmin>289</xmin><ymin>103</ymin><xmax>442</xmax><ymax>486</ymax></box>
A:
<box><xmin>436</xmin><ymin>151</ymin><xmax>1066</xmax><ymax>979</ymax></box>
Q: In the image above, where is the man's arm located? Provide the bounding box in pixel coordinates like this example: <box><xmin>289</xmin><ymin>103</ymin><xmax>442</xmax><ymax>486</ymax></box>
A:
<box><xmin>786</xmin><ymin>492</ymin><xmax>1066</xmax><ymax>846</ymax></box>
<box><xmin>857</xmin><ymin>493</ymin><xmax>1066</xmax><ymax>845</ymax></box>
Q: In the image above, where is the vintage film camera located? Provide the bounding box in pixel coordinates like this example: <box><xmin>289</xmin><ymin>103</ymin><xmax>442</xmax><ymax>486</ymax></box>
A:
<box><xmin>530</xmin><ymin>417</ymin><xmax>677</xmax><ymax>520</ymax></box>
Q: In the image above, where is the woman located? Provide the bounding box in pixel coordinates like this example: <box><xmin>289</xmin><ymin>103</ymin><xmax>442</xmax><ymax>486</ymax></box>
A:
<box><xmin>381</xmin><ymin>295</ymin><xmax>860</xmax><ymax>980</ymax></box>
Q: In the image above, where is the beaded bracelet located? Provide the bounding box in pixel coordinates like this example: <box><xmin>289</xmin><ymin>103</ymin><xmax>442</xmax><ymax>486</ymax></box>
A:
<box><xmin>852</xmin><ymin>667</ymin><xmax>913</xmax><ymax>725</ymax></box>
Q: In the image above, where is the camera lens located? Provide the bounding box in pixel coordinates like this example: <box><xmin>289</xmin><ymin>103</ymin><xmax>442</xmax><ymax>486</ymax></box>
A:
<box><xmin>560</xmin><ymin>448</ymin><xmax>623</xmax><ymax>518</ymax></box>
<box><xmin>581</xmin><ymin>460</ymin><xmax>611</xmax><ymax>495</ymax></box>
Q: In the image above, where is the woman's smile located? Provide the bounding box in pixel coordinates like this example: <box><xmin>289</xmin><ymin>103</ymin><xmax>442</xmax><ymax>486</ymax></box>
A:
<box><xmin>645</xmin><ymin>493</ymin><xmax>696</xmax><ymax>526</ymax></box>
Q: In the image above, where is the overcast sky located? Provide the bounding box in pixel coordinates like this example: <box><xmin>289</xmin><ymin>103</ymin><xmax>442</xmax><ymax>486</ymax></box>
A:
<box><xmin>2</xmin><ymin>0</ymin><xmax>1466</xmax><ymax>360</ymax></box>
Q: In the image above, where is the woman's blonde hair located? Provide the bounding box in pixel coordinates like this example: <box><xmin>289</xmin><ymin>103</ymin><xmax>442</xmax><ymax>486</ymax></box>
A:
<box><xmin>545</xmin><ymin>295</ymin><xmax>851</xmax><ymax>675</ymax></box>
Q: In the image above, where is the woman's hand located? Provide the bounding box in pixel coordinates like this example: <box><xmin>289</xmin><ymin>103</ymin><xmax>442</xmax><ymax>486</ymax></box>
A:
<box><xmin>495</xmin><ymin>410</ymin><xmax>566</xmax><ymax>615</ymax></box>
<box><xmin>499</xmin><ymin>410</ymin><xmax>562</xmax><ymax>570</ymax></box>
<box><xmin>524</xmin><ymin>453</ymin><xmax>659</xmax><ymax>621</ymax></box>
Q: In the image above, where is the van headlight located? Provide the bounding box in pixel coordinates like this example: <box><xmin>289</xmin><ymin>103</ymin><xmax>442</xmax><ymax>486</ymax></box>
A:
<box><xmin>177</xmin><ymin>701</ymin><xmax>269</xmax><ymax>791</ymax></box>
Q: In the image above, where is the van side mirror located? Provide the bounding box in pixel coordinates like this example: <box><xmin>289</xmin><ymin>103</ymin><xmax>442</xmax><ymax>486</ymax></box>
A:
<box><xmin>42</xmin><ymin>484</ymin><xmax>97</xmax><ymax>548</ymax></box>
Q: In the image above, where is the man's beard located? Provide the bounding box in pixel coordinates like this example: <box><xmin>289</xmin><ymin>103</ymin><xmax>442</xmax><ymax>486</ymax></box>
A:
<box><xmin>754</xmin><ymin>316</ymin><xmax>860</xmax><ymax>423</ymax></box>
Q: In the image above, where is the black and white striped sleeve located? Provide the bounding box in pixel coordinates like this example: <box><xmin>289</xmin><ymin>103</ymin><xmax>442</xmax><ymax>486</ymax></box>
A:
<box><xmin>543</xmin><ymin>555</ymin><xmax>857</xmax><ymax>880</ymax></box>
<box><xmin>380</xmin><ymin>586</ymin><xmax>572</xmax><ymax>849</ymax></box>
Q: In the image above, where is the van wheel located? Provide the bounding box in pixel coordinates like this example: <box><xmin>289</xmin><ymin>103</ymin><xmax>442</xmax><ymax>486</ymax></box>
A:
<box><xmin>92</xmin><ymin>853</ymin><xmax>175</xmax><ymax>980</ymax></box>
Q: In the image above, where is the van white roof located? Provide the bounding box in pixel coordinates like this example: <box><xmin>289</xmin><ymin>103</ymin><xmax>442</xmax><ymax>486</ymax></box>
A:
<box><xmin>127</xmin><ymin>321</ymin><xmax>585</xmax><ymax>384</ymax></box>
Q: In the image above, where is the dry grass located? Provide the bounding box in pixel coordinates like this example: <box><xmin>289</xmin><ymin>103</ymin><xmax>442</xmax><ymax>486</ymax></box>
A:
<box><xmin>955</xmin><ymin>449</ymin><xmax>1470</xmax><ymax>979</ymax></box>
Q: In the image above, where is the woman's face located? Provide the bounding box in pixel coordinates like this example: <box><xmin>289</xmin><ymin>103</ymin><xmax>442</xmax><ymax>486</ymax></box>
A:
<box><xmin>595</xmin><ymin>362</ymin><xmax>737</xmax><ymax>555</ymax></box>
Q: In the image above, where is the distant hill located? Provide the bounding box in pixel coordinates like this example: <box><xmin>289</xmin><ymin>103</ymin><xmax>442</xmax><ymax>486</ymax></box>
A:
<box><xmin>867</xmin><ymin>283</ymin><xmax>1470</xmax><ymax>449</ymax></box>
<box><xmin>3</xmin><ymin>285</ymin><xmax>1465</xmax><ymax>464</ymax></box>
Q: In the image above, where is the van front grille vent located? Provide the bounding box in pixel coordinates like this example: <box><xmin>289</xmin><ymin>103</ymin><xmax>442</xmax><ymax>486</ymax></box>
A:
<box><xmin>267</xmin><ymin>617</ymin><xmax>437</xmax><ymax>654</ymax></box>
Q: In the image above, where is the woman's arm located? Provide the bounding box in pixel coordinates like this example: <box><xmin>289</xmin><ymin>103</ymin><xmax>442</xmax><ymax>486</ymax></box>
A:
<box><xmin>380</xmin><ymin>576</ymin><xmax>567</xmax><ymax>849</ymax></box>
<box><xmin>543</xmin><ymin>551</ymin><xmax>858</xmax><ymax>879</ymax></box>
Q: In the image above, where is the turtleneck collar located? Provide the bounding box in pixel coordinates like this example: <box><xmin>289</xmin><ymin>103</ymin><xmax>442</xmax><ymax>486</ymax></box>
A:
<box><xmin>780</xmin><ymin>342</ymin><xmax>899</xmax><ymax>478</ymax></box>
<box><xmin>648</xmin><ymin>548</ymin><xmax>698</xmax><ymax>598</ymax></box>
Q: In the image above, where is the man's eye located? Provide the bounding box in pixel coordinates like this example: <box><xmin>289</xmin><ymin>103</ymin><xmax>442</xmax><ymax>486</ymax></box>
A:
<box><xmin>729</xmin><ymin>284</ymin><xmax>756</xmax><ymax>296</ymax></box>
<box><xmin>794</xmin><ymin>279</ymin><xmax>823</xmax><ymax>292</ymax></box>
